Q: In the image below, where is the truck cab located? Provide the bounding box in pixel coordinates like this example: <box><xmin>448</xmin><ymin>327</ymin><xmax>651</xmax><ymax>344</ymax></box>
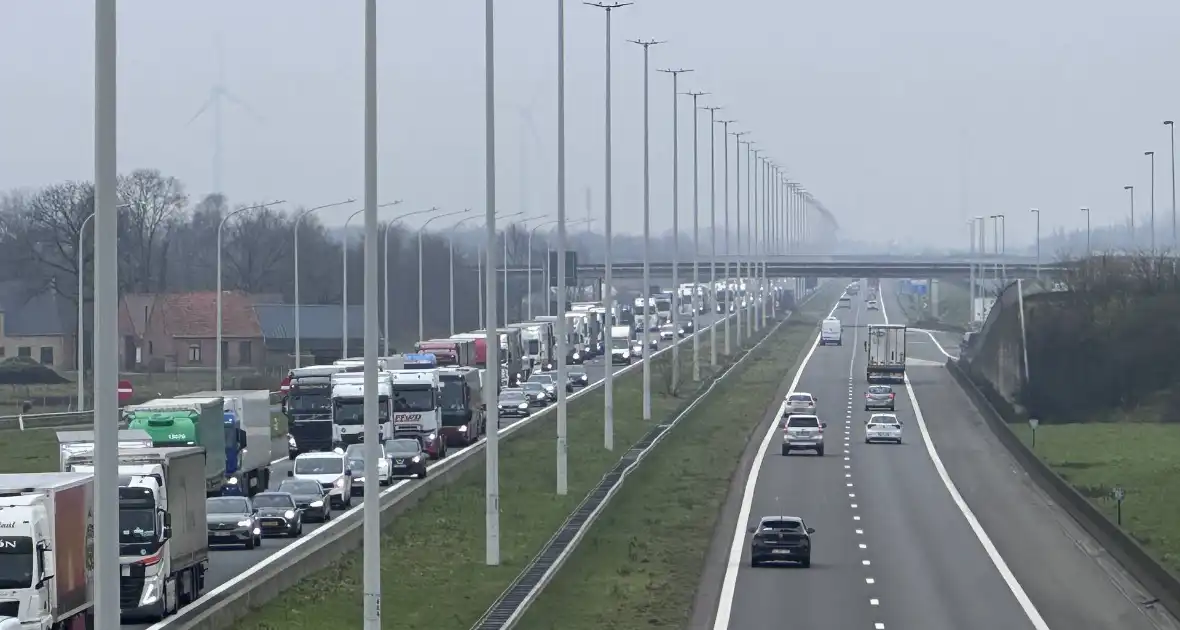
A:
<box><xmin>330</xmin><ymin>371</ymin><xmax>393</xmax><ymax>447</ymax></box>
<box><xmin>437</xmin><ymin>367</ymin><xmax>485</xmax><ymax>447</ymax></box>
<box><xmin>285</xmin><ymin>365</ymin><xmax>345</xmax><ymax>455</ymax></box>
<box><xmin>390</xmin><ymin>369</ymin><xmax>446</xmax><ymax>459</ymax></box>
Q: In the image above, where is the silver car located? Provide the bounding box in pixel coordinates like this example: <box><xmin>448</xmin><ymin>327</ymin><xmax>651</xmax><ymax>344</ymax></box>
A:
<box><xmin>784</xmin><ymin>392</ymin><xmax>817</xmax><ymax>415</ymax></box>
<box><xmin>781</xmin><ymin>414</ymin><xmax>826</xmax><ymax>456</ymax></box>
<box><xmin>864</xmin><ymin>385</ymin><xmax>895</xmax><ymax>411</ymax></box>
<box><xmin>865</xmin><ymin>414</ymin><xmax>903</xmax><ymax>444</ymax></box>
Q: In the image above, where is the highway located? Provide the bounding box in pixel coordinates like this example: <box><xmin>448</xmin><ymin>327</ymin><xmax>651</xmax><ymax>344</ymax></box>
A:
<box><xmin>710</xmin><ymin>286</ymin><xmax>1178</xmax><ymax>630</ymax></box>
<box><xmin>123</xmin><ymin>310</ymin><xmax>730</xmax><ymax>630</ymax></box>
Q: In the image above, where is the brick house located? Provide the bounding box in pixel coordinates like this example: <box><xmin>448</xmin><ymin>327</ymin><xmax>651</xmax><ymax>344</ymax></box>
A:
<box><xmin>120</xmin><ymin>291</ymin><xmax>265</xmax><ymax>372</ymax></box>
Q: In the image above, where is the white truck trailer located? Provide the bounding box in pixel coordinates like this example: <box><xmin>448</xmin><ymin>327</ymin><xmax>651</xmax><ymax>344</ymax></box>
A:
<box><xmin>865</xmin><ymin>324</ymin><xmax>907</xmax><ymax>384</ymax></box>
<box><xmin>0</xmin><ymin>472</ymin><xmax>94</xmax><ymax>630</ymax></box>
<box><xmin>180</xmin><ymin>390</ymin><xmax>274</xmax><ymax>496</ymax></box>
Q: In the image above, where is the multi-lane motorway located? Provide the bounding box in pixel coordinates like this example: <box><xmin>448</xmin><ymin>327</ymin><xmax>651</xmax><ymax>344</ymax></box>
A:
<box><xmin>125</xmin><ymin>310</ymin><xmax>731</xmax><ymax>630</ymax></box>
<box><xmin>709</xmin><ymin>284</ymin><xmax>1179</xmax><ymax>630</ymax></box>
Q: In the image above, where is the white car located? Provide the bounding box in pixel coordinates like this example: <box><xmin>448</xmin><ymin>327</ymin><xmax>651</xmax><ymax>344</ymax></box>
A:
<box><xmin>289</xmin><ymin>452</ymin><xmax>353</xmax><ymax>509</ymax></box>
<box><xmin>345</xmin><ymin>443</ymin><xmax>392</xmax><ymax>487</ymax></box>
<box><xmin>867</xmin><ymin>299</ymin><xmax>879</xmax><ymax>311</ymax></box>
<box><xmin>864</xmin><ymin>414</ymin><xmax>903</xmax><ymax>444</ymax></box>
<box><xmin>784</xmin><ymin>392</ymin><xmax>817</xmax><ymax>415</ymax></box>
<box><xmin>781</xmin><ymin>413</ymin><xmax>826</xmax><ymax>456</ymax></box>
<box><xmin>659</xmin><ymin>324</ymin><xmax>676</xmax><ymax>340</ymax></box>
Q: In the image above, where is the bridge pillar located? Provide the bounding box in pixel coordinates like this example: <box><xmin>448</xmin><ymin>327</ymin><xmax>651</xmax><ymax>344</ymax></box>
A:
<box><xmin>930</xmin><ymin>278</ymin><xmax>939</xmax><ymax>319</ymax></box>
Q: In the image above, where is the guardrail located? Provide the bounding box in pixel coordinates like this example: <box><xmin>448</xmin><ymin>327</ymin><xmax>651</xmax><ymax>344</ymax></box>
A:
<box><xmin>946</xmin><ymin>358</ymin><xmax>1180</xmax><ymax>621</ymax></box>
<box><xmin>472</xmin><ymin>297</ymin><xmax>813</xmax><ymax>629</ymax></box>
<box><xmin>146</xmin><ymin>293</ymin><xmax>815</xmax><ymax>630</ymax></box>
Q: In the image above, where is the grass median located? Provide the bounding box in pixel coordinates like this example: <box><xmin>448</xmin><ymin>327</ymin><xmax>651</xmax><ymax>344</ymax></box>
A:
<box><xmin>1010</xmin><ymin>418</ymin><xmax>1180</xmax><ymax>573</ymax></box>
<box><xmin>513</xmin><ymin>284</ymin><xmax>844</xmax><ymax>630</ymax></box>
<box><xmin>233</xmin><ymin>319</ymin><xmax>753</xmax><ymax>630</ymax></box>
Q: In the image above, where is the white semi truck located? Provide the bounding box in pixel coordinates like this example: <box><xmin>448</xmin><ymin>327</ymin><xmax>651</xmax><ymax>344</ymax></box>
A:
<box><xmin>0</xmin><ymin>472</ymin><xmax>95</xmax><ymax>630</ymax></box>
<box><xmin>59</xmin><ymin>445</ymin><xmax>209</xmax><ymax>621</ymax></box>
<box><xmin>179</xmin><ymin>390</ymin><xmax>274</xmax><ymax>496</ymax></box>
<box><xmin>330</xmin><ymin>371</ymin><xmax>393</xmax><ymax>447</ymax></box>
<box><xmin>865</xmin><ymin>324</ymin><xmax>907</xmax><ymax>384</ymax></box>
<box><xmin>390</xmin><ymin>368</ymin><xmax>446</xmax><ymax>460</ymax></box>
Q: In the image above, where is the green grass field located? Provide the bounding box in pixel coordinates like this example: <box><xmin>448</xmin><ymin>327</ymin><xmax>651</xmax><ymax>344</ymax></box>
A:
<box><xmin>514</xmin><ymin>285</ymin><xmax>841</xmax><ymax>630</ymax></box>
<box><xmin>1011</xmin><ymin>420</ymin><xmax>1180</xmax><ymax>573</ymax></box>
<box><xmin>229</xmin><ymin>297</ymin><xmax>830</xmax><ymax>630</ymax></box>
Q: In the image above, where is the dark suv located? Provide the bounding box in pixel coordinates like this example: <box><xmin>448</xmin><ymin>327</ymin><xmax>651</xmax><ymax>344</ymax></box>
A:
<box><xmin>748</xmin><ymin>516</ymin><xmax>814</xmax><ymax>568</ymax></box>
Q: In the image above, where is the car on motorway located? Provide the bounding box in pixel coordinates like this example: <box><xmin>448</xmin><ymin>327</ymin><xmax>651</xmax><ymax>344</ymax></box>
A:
<box><xmin>659</xmin><ymin>323</ymin><xmax>676</xmax><ymax>340</ymax></box>
<box><xmin>289</xmin><ymin>451</ymin><xmax>353</xmax><ymax>509</ymax></box>
<box><xmin>679</xmin><ymin>321</ymin><xmax>695</xmax><ymax>337</ymax></box>
<box><xmin>864</xmin><ymin>413</ymin><xmax>903</xmax><ymax>444</ymax></box>
<box><xmin>252</xmin><ymin>491</ymin><xmax>305</xmax><ymax>538</ymax></box>
<box><xmin>386</xmin><ymin>437</ymin><xmax>428</xmax><ymax>479</ymax></box>
<box><xmin>521</xmin><ymin>382</ymin><xmax>551</xmax><ymax>406</ymax></box>
<box><xmin>498</xmin><ymin>389</ymin><xmax>532</xmax><ymax>418</ymax></box>
<box><xmin>630</xmin><ymin>341</ymin><xmax>644</xmax><ymax>358</ymax></box>
<box><xmin>528</xmin><ymin>373</ymin><xmax>559</xmax><ymax>400</ymax></box>
<box><xmin>748</xmin><ymin>515</ymin><xmax>814</xmax><ymax>568</ymax></box>
<box><xmin>864</xmin><ymin>384</ymin><xmax>896</xmax><ymax>411</ymax></box>
<box><xmin>277</xmin><ymin>478</ymin><xmax>332</xmax><ymax>522</ymax></box>
<box><xmin>867</xmin><ymin>299</ymin><xmax>879</xmax><ymax>311</ymax></box>
<box><xmin>784</xmin><ymin>392</ymin><xmax>817</xmax><ymax>415</ymax></box>
<box><xmin>206</xmin><ymin>496</ymin><xmax>262</xmax><ymax>549</ymax></box>
<box><xmin>345</xmin><ymin>443</ymin><xmax>393</xmax><ymax>491</ymax></box>
<box><xmin>567</xmin><ymin>366</ymin><xmax>589</xmax><ymax>389</ymax></box>
<box><xmin>838</xmin><ymin>295</ymin><xmax>852</xmax><ymax>309</ymax></box>
<box><xmin>781</xmin><ymin>414</ymin><xmax>826</xmax><ymax>456</ymax></box>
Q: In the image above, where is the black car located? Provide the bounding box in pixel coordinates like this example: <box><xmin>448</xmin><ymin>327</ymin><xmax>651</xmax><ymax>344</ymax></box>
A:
<box><xmin>498</xmin><ymin>389</ymin><xmax>532</xmax><ymax>418</ymax></box>
<box><xmin>277</xmin><ymin>478</ymin><xmax>332</xmax><ymax>522</ymax></box>
<box><xmin>206</xmin><ymin>496</ymin><xmax>261</xmax><ymax>549</ymax></box>
<box><xmin>527</xmin><ymin>374</ymin><xmax>559</xmax><ymax>401</ymax></box>
<box><xmin>567</xmin><ymin>367</ymin><xmax>589</xmax><ymax>388</ymax></box>
<box><xmin>252</xmin><ymin>491</ymin><xmax>304</xmax><ymax>538</ymax></box>
<box><xmin>386</xmin><ymin>438</ymin><xmax>428</xmax><ymax>479</ymax></box>
<box><xmin>521</xmin><ymin>382</ymin><xmax>550</xmax><ymax>407</ymax></box>
<box><xmin>749</xmin><ymin>515</ymin><xmax>814</xmax><ymax>568</ymax></box>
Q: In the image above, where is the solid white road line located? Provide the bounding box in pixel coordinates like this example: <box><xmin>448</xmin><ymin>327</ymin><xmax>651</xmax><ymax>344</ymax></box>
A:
<box><xmin>711</xmin><ymin>297</ymin><xmax>842</xmax><ymax>630</ymax></box>
<box><xmin>881</xmin><ymin>289</ymin><xmax>1051</xmax><ymax>630</ymax></box>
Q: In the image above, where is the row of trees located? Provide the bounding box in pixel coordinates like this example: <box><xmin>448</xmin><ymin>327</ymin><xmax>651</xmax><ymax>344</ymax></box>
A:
<box><xmin>1021</xmin><ymin>254</ymin><xmax>1180</xmax><ymax>420</ymax></box>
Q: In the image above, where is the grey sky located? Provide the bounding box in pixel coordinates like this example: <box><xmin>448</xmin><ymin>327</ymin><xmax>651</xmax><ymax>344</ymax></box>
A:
<box><xmin>2</xmin><ymin>0</ymin><xmax>1179</xmax><ymax>246</ymax></box>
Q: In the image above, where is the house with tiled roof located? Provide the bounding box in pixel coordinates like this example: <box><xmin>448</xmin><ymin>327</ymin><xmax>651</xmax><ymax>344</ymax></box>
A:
<box><xmin>0</xmin><ymin>280</ymin><xmax>75</xmax><ymax>368</ymax></box>
<box><xmin>120</xmin><ymin>291</ymin><xmax>265</xmax><ymax>371</ymax></box>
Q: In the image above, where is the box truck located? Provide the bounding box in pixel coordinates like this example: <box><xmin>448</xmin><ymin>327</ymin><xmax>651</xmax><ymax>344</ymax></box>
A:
<box><xmin>179</xmin><ymin>390</ymin><xmax>274</xmax><ymax>496</ymax></box>
<box><xmin>865</xmin><ymin>324</ymin><xmax>907</xmax><ymax>384</ymax></box>
<box><xmin>0</xmin><ymin>472</ymin><xmax>94</xmax><ymax>630</ymax></box>
<box><xmin>123</xmin><ymin>398</ymin><xmax>226</xmax><ymax>496</ymax></box>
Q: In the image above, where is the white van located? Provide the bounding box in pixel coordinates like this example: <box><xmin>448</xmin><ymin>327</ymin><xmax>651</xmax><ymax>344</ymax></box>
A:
<box><xmin>820</xmin><ymin>317</ymin><xmax>842</xmax><ymax>346</ymax></box>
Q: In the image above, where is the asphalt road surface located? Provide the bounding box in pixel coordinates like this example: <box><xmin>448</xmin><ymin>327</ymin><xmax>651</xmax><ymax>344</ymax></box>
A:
<box><xmin>710</xmin><ymin>287</ymin><xmax>1179</xmax><ymax>630</ymax></box>
<box><xmin>122</xmin><ymin>310</ymin><xmax>729</xmax><ymax>630</ymax></box>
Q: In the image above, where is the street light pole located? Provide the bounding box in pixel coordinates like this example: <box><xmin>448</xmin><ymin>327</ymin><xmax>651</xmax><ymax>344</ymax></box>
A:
<box><xmin>1123</xmin><ymin>185</ymin><xmax>1135</xmax><ymax>248</ymax></box>
<box><xmin>1166</xmin><ymin>121</ymin><xmax>1176</xmax><ymax>248</ymax></box>
<box><xmin>217</xmin><ymin>199</ymin><xmax>284</xmax><ymax>390</ymax></box>
<box><xmin>294</xmin><ymin>198</ymin><xmax>355</xmax><ymax>366</ymax></box>
<box><xmin>629</xmin><ymin>37</ymin><xmax>664</xmax><ymax>421</ymax></box>
<box><xmin>586</xmin><ymin>1</ymin><xmax>630</xmax><ymax>451</ymax></box>
<box><xmin>418</xmin><ymin>209</ymin><xmax>469</xmax><ymax>341</ymax></box>
<box><xmin>701</xmin><ymin>105</ymin><xmax>721</xmax><ymax>367</ymax></box>
<box><xmin>380</xmin><ymin>201</ymin><xmax>426</xmax><ymax>354</ymax></box>
<box><xmin>732</xmin><ymin>132</ymin><xmax>748</xmax><ymax>347</ymax></box>
<box><xmin>77</xmin><ymin>212</ymin><xmax>95</xmax><ymax>411</ymax></box>
<box><xmin>1029</xmin><ymin>208</ymin><xmax>1041</xmax><ymax>279</ymax></box>
<box><xmin>556</xmin><ymin>0</ymin><xmax>569</xmax><ymax>495</ymax></box>
<box><xmin>658</xmin><ymin>67</ymin><xmax>693</xmax><ymax>392</ymax></box>
<box><xmin>749</xmin><ymin>147</ymin><xmax>761</xmax><ymax>334</ymax></box>
<box><xmin>342</xmin><ymin>207</ymin><xmax>365</xmax><ymax>359</ymax></box>
<box><xmin>449</xmin><ymin>213</ymin><xmax>479</xmax><ymax>335</ymax></box>
<box><xmin>484</xmin><ymin>0</ymin><xmax>502</xmax><ymax>566</ymax></box>
<box><xmin>1147</xmin><ymin>150</ymin><xmax>1157</xmax><ymax>252</ymax></box>
<box><xmin>716</xmin><ymin>120</ymin><xmax>736</xmax><ymax>356</ymax></box>
<box><xmin>1081</xmin><ymin>207</ymin><xmax>1092</xmax><ymax>257</ymax></box>
<box><xmin>680</xmin><ymin>89</ymin><xmax>708</xmax><ymax>382</ymax></box>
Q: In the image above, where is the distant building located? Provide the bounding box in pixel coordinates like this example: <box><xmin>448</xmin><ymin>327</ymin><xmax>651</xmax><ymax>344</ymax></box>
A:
<box><xmin>119</xmin><ymin>291</ymin><xmax>266</xmax><ymax>372</ymax></box>
<box><xmin>0</xmin><ymin>280</ymin><xmax>74</xmax><ymax>368</ymax></box>
<box><xmin>252</xmin><ymin>303</ymin><xmax>369</xmax><ymax>368</ymax></box>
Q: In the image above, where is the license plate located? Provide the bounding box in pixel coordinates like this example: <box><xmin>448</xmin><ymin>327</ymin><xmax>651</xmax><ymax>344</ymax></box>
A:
<box><xmin>793</xmin><ymin>442</ymin><xmax>814</xmax><ymax>447</ymax></box>
<box><xmin>771</xmin><ymin>549</ymin><xmax>790</xmax><ymax>555</ymax></box>
<box><xmin>120</xmin><ymin>565</ymin><xmax>130</xmax><ymax>576</ymax></box>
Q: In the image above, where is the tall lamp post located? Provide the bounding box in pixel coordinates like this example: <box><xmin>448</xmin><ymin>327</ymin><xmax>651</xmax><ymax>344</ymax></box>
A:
<box><xmin>1165</xmin><ymin>120</ymin><xmax>1176</xmax><ymax>248</ymax></box>
<box><xmin>1081</xmin><ymin>207</ymin><xmax>1092</xmax><ymax>258</ymax></box>
<box><xmin>1123</xmin><ymin>185</ymin><xmax>1135</xmax><ymax>248</ymax></box>
<box><xmin>450</xmin><ymin>213</ymin><xmax>480</xmax><ymax>335</ymax></box>
<box><xmin>629</xmin><ymin>37</ymin><xmax>664</xmax><ymax>421</ymax></box>
<box><xmin>749</xmin><ymin>146</ymin><xmax>761</xmax><ymax>334</ymax></box>
<box><xmin>1146</xmin><ymin>150</ymin><xmax>1157</xmax><ymax>252</ymax></box>
<box><xmin>417</xmin><ymin>208</ymin><xmax>470</xmax><ymax>341</ymax></box>
<box><xmin>1029</xmin><ymin>208</ymin><xmax>1041</xmax><ymax>278</ymax></box>
<box><xmin>658</xmin><ymin>67</ymin><xmax>692</xmax><ymax>392</ymax></box>
<box><xmin>701</xmin><ymin>104</ymin><xmax>722</xmax><ymax>367</ymax></box>
<box><xmin>343</xmin><ymin>207</ymin><xmax>364</xmax><ymax>358</ymax></box>
<box><xmin>716</xmin><ymin>119</ymin><xmax>736</xmax><ymax>356</ymax></box>
<box><xmin>483</xmin><ymin>0</ymin><xmax>501</xmax><ymax>567</ymax></box>
<box><xmin>680</xmin><ymin>89</ymin><xmax>708</xmax><ymax>381</ymax></box>
<box><xmin>381</xmin><ymin>202</ymin><xmax>431</xmax><ymax>354</ymax></box>
<box><xmin>217</xmin><ymin>199</ymin><xmax>285</xmax><ymax>391</ymax></box>
<box><xmin>585</xmin><ymin>0</ymin><xmax>630</xmax><ymax>451</ymax></box>
<box><xmin>731</xmin><ymin>131</ymin><xmax>748</xmax><ymax>347</ymax></box>
<box><xmin>293</xmin><ymin>198</ymin><xmax>355</xmax><ymax>368</ymax></box>
<box><xmin>76</xmin><ymin>211</ymin><xmax>96</xmax><ymax>411</ymax></box>
<box><xmin>361</xmin><ymin>3</ymin><xmax>381</xmax><ymax>625</ymax></box>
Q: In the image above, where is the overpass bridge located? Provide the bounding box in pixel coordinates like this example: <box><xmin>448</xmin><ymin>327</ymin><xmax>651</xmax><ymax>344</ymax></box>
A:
<box><xmin>499</xmin><ymin>255</ymin><xmax>1061</xmax><ymax>280</ymax></box>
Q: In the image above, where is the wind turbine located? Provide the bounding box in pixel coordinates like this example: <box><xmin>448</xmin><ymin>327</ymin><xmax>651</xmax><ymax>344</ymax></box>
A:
<box><xmin>186</xmin><ymin>35</ymin><xmax>263</xmax><ymax>197</ymax></box>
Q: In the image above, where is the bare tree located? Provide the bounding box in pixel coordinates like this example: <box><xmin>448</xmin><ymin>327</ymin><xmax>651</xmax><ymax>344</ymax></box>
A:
<box><xmin>117</xmin><ymin>169</ymin><xmax>187</xmax><ymax>292</ymax></box>
<box><xmin>223</xmin><ymin>205</ymin><xmax>292</xmax><ymax>293</ymax></box>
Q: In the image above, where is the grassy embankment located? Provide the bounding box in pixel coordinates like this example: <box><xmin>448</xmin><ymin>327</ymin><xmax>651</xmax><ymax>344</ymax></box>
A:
<box><xmin>513</xmin><ymin>284</ymin><xmax>841</xmax><ymax>630</ymax></box>
<box><xmin>231</xmin><ymin>290</ymin><xmax>841</xmax><ymax>630</ymax></box>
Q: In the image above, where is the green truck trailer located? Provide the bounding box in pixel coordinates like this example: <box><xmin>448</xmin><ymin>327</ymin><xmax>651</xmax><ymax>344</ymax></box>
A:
<box><xmin>122</xmin><ymin>396</ymin><xmax>227</xmax><ymax>495</ymax></box>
